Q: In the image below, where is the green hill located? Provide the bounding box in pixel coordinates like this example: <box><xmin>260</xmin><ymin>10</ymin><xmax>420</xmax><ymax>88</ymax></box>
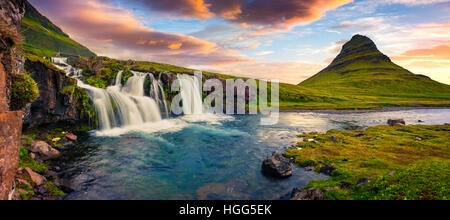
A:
<box><xmin>20</xmin><ymin>1</ymin><xmax>95</xmax><ymax>57</ymax></box>
<box><xmin>300</xmin><ymin>35</ymin><xmax>450</xmax><ymax>95</ymax></box>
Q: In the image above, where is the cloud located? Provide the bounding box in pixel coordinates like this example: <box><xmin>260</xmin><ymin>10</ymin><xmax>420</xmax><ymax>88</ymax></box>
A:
<box><xmin>392</xmin><ymin>42</ymin><xmax>450</xmax><ymax>84</ymax></box>
<box><xmin>133</xmin><ymin>0</ymin><xmax>354</xmax><ymax>31</ymax></box>
<box><xmin>137</xmin><ymin>0</ymin><xmax>214</xmax><ymax>19</ymax></box>
<box><xmin>29</xmin><ymin>0</ymin><xmax>250</xmax><ymax>66</ymax></box>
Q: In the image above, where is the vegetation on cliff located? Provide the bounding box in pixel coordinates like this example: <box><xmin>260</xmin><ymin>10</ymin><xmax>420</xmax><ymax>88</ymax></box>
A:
<box><xmin>285</xmin><ymin>124</ymin><xmax>450</xmax><ymax>200</ymax></box>
<box><xmin>10</xmin><ymin>71</ymin><xmax>39</xmax><ymax>110</ymax></box>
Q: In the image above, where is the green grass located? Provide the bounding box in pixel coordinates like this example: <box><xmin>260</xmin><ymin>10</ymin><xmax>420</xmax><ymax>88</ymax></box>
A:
<box><xmin>285</xmin><ymin>125</ymin><xmax>450</xmax><ymax>200</ymax></box>
<box><xmin>20</xmin><ymin>1</ymin><xmax>95</xmax><ymax>57</ymax></box>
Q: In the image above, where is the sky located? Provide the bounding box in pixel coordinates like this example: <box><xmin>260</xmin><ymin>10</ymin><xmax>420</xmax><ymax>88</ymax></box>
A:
<box><xmin>29</xmin><ymin>0</ymin><xmax>450</xmax><ymax>85</ymax></box>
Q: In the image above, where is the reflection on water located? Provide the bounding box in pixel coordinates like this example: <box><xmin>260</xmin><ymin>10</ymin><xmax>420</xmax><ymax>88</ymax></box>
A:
<box><xmin>60</xmin><ymin>109</ymin><xmax>450</xmax><ymax>200</ymax></box>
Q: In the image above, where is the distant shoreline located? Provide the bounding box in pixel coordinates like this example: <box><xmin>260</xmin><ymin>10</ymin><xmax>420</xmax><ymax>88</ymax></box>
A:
<box><xmin>280</xmin><ymin>106</ymin><xmax>450</xmax><ymax>114</ymax></box>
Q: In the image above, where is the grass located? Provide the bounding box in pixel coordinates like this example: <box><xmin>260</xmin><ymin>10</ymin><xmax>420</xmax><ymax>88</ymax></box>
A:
<box><xmin>285</xmin><ymin>124</ymin><xmax>450</xmax><ymax>200</ymax></box>
<box><xmin>20</xmin><ymin>2</ymin><xmax>95</xmax><ymax>57</ymax></box>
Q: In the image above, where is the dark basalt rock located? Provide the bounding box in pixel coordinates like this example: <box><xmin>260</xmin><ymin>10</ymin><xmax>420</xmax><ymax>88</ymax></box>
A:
<box><xmin>22</xmin><ymin>59</ymin><xmax>87</xmax><ymax>129</ymax></box>
<box><xmin>291</xmin><ymin>188</ymin><xmax>327</xmax><ymax>200</ymax></box>
<box><xmin>261</xmin><ymin>153</ymin><xmax>292</xmax><ymax>178</ymax></box>
<box><xmin>356</xmin><ymin>177</ymin><xmax>376</xmax><ymax>188</ymax></box>
<box><xmin>388</xmin><ymin>119</ymin><xmax>406</xmax><ymax>126</ymax></box>
<box><xmin>319</xmin><ymin>165</ymin><xmax>337</xmax><ymax>176</ymax></box>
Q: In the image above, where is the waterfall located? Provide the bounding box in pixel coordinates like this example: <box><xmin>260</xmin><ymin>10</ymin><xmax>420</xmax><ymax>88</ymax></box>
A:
<box><xmin>149</xmin><ymin>74</ymin><xmax>169</xmax><ymax>117</ymax></box>
<box><xmin>50</xmin><ymin>57</ymin><xmax>208</xmax><ymax>132</ymax></box>
<box><xmin>51</xmin><ymin>58</ymin><xmax>165</xmax><ymax>131</ymax></box>
<box><xmin>177</xmin><ymin>74</ymin><xmax>203</xmax><ymax>115</ymax></box>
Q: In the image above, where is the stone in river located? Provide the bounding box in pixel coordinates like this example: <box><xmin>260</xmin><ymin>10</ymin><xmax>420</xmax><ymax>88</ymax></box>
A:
<box><xmin>388</xmin><ymin>119</ymin><xmax>406</xmax><ymax>126</ymax></box>
<box><xmin>262</xmin><ymin>153</ymin><xmax>292</xmax><ymax>178</ymax></box>
<box><xmin>65</xmin><ymin>133</ymin><xmax>78</xmax><ymax>141</ymax></box>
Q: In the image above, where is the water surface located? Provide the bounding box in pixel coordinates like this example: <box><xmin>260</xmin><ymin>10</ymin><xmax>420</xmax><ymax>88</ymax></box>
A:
<box><xmin>60</xmin><ymin>108</ymin><xmax>450</xmax><ymax>200</ymax></box>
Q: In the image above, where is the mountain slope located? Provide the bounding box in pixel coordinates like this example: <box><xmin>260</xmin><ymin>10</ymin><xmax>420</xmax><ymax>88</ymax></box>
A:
<box><xmin>300</xmin><ymin>35</ymin><xmax>450</xmax><ymax>95</ymax></box>
<box><xmin>20</xmin><ymin>1</ymin><xmax>95</xmax><ymax>57</ymax></box>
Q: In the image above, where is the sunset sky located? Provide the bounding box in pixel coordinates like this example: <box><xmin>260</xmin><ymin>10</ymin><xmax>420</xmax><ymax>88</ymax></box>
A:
<box><xmin>30</xmin><ymin>0</ymin><xmax>450</xmax><ymax>84</ymax></box>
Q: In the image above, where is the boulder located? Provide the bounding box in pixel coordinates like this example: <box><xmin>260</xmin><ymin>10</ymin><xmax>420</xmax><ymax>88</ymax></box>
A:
<box><xmin>319</xmin><ymin>165</ymin><xmax>337</xmax><ymax>176</ymax></box>
<box><xmin>65</xmin><ymin>133</ymin><xmax>78</xmax><ymax>141</ymax></box>
<box><xmin>356</xmin><ymin>177</ymin><xmax>376</xmax><ymax>188</ymax></box>
<box><xmin>291</xmin><ymin>188</ymin><xmax>326</xmax><ymax>200</ymax></box>
<box><xmin>388</xmin><ymin>171</ymin><xmax>396</xmax><ymax>177</ymax></box>
<box><xmin>262</xmin><ymin>153</ymin><xmax>292</xmax><ymax>178</ymax></box>
<box><xmin>24</xmin><ymin>167</ymin><xmax>47</xmax><ymax>186</ymax></box>
<box><xmin>29</xmin><ymin>140</ymin><xmax>60</xmax><ymax>159</ymax></box>
<box><xmin>340</xmin><ymin>181</ymin><xmax>352</xmax><ymax>189</ymax></box>
<box><xmin>388</xmin><ymin>119</ymin><xmax>405</xmax><ymax>126</ymax></box>
<box><xmin>329</xmin><ymin>135</ymin><xmax>337</xmax><ymax>143</ymax></box>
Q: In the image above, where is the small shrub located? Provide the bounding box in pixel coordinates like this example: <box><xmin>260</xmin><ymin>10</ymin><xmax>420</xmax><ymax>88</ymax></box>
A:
<box><xmin>11</xmin><ymin>72</ymin><xmax>39</xmax><ymax>110</ymax></box>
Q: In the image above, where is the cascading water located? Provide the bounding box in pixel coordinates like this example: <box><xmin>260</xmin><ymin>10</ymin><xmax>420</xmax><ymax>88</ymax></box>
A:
<box><xmin>50</xmin><ymin>57</ymin><xmax>209</xmax><ymax>134</ymax></box>
<box><xmin>177</xmin><ymin>74</ymin><xmax>203</xmax><ymax>115</ymax></box>
<box><xmin>51</xmin><ymin>58</ymin><xmax>165</xmax><ymax>131</ymax></box>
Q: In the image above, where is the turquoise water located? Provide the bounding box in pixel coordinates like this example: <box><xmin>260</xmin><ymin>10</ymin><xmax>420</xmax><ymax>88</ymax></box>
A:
<box><xmin>60</xmin><ymin>109</ymin><xmax>450</xmax><ymax>200</ymax></box>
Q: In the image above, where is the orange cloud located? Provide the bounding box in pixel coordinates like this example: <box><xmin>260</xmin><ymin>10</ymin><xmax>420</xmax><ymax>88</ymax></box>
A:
<box><xmin>29</xmin><ymin>0</ymin><xmax>250</xmax><ymax>66</ymax></box>
<box><xmin>136</xmin><ymin>0</ymin><xmax>353</xmax><ymax>31</ymax></box>
<box><xmin>392</xmin><ymin>42</ymin><xmax>450</xmax><ymax>85</ymax></box>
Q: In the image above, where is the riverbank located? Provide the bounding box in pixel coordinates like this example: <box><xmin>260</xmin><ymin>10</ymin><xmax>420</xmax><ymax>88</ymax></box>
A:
<box><xmin>285</xmin><ymin>124</ymin><xmax>450</xmax><ymax>200</ymax></box>
<box><xmin>281</xmin><ymin>107</ymin><xmax>450</xmax><ymax>114</ymax></box>
<box><xmin>11</xmin><ymin>125</ymin><xmax>89</xmax><ymax>200</ymax></box>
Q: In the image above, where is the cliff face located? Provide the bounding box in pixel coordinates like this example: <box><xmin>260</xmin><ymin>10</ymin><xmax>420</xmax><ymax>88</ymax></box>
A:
<box><xmin>22</xmin><ymin>59</ymin><xmax>89</xmax><ymax>129</ymax></box>
<box><xmin>0</xmin><ymin>0</ymin><xmax>25</xmax><ymax>200</ymax></box>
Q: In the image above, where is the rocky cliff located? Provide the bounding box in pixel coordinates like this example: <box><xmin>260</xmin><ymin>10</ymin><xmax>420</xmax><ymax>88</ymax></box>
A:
<box><xmin>22</xmin><ymin>58</ymin><xmax>91</xmax><ymax>129</ymax></box>
<box><xmin>0</xmin><ymin>0</ymin><xmax>26</xmax><ymax>200</ymax></box>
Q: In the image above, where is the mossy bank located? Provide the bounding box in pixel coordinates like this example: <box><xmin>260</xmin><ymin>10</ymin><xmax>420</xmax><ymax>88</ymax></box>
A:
<box><xmin>285</xmin><ymin>124</ymin><xmax>450</xmax><ymax>200</ymax></box>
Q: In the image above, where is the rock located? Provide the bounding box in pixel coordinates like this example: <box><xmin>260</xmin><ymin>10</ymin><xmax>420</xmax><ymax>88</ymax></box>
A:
<box><xmin>388</xmin><ymin>119</ymin><xmax>405</xmax><ymax>126</ymax></box>
<box><xmin>40</xmin><ymin>133</ymin><xmax>49</xmax><ymax>141</ymax></box>
<box><xmin>305</xmin><ymin>166</ymin><xmax>314</xmax><ymax>172</ymax></box>
<box><xmin>45</xmin><ymin>170</ymin><xmax>57</xmax><ymax>179</ymax></box>
<box><xmin>329</xmin><ymin>135</ymin><xmax>337</xmax><ymax>143</ymax></box>
<box><xmin>298</xmin><ymin>137</ymin><xmax>304</xmax><ymax>142</ymax></box>
<box><xmin>356</xmin><ymin>177</ymin><xmax>376</xmax><ymax>188</ymax></box>
<box><xmin>24</xmin><ymin>167</ymin><xmax>47</xmax><ymax>186</ymax></box>
<box><xmin>0</xmin><ymin>111</ymin><xmax>23</xmax><ymax>200</ymax></box>
<box><xmin>17</xmin><ymin>179</ymin><xmax>31</xmax><ymax>188</ymax></box>
<box><xmin>36</xmin><ymin>186</ymin><xmax>48</xmax><ymax>195</ymax></box>
<box><xmin>29</xmin><ymin>140</ymin><xmax>60</xmax><ymax>159</ymax></box>
<box><xmin>63</xmin><ymin>141</ymin><xmax>75</xmax><ymax>148</ymax></box>
<box><xmin>29</xmin><ymin>152</ymin><xmax>36</xmax><ymax>159</ymax></box>
<box><xmin>291</xmin><ymin>188</ymin><xmax>326</xmax><ymax>200</ymax></box>
<box><xmin>340</xmin><ymin>181</ymin><xmax>352</xmax><ymax>189</ymax></box>
<box><xmin>415</xmin><ymin>137</ymin><xmax>424</xmax><ymax>141</ymax></box>
<box><xmin>388</xmin><ymin>171</ymin><xmax>396</xmax><ymax>177</ymax></box>
<box><xmin>319</xmin><ymin>165</ymin><xmax>336</xmax><ymax>176</ymax></box>
<box><xmin>18</xmin><ymin>189</ymin><xmax>29</xmax><ymax>195</ymax></box>
<box><xmin>262</xmin><ymin>153</ymin><xmax>293</xmax><ymax>178</ymax></box>
<box><xmin>291</xmin><ymin>187</ymin><xmax>303</xmax><ymax>198</ymax></box>
<box><xmin>23</xmin><ymin>58</ymin><xmax>87</xmax><ymax>129</ymax></box>
<box><xmin>65</xmin><ymin>133</ymin><xmax>78</xmax><ymax>141</ymax></box>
